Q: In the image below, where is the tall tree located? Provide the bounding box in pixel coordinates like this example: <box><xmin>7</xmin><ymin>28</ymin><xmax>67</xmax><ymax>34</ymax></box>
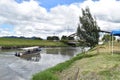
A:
<box><xmin>77</xmin><ymin>7</ymin><xmax>100</xmax><ymax>48</ymax></box>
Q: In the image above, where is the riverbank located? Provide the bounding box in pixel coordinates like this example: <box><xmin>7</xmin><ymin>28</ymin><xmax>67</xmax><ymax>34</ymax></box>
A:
<box><xmin>32</xmin><ymin>42</ymin><xmax>120</xmax><ymax>80</ymax></box>
<box><xmin>0</xmin><ymin>38</ymin><xmax>68</xmax><ymax>49</ymax></box>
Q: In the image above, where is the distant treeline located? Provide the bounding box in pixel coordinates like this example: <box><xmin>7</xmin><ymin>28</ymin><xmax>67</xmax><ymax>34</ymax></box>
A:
<box><xmin>1</xmin><ymin>35</ymin><xmax>74</xmax><ymax>41</ymax></box>
<box><xmin>47</xmin><ymin>35</ymin><xmax>74</xmax><ymax>41</ymax></box>
<box><xmin>1</xmin><ymin>36</ymin><xmax>43</xmax><ymax>40</ymax></box>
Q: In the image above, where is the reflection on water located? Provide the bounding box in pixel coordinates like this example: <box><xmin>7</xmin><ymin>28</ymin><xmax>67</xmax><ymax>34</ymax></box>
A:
<box><xmin>18</xmin><ymin>47</ymin><xmax>80</xmax><ymax>62</ymax></box>
<box><xmin>0</xmin><ymin>47</ymin><xmax>82</xmax><ymax>80</ymax></box>
<box><xmin>20</xmin><ymin>53</ymin><xmax>41</xmax><ymax>62</ymax></box>
<box><xmin>45</xmin><ymin>47</ymin><xmax>77</xmax><ymax>57</ymax></box>
<box><xmin>16</xmin><ymin>47</ymin><xmax>78</xmax><ymax>62</ymax></box>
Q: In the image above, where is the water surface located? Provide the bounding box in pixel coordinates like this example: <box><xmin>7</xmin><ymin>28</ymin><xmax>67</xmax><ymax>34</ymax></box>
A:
<box><xmin>0</xmin><ymin>47</ymin><xmax>82</xmax><ymax>80</ymax></box>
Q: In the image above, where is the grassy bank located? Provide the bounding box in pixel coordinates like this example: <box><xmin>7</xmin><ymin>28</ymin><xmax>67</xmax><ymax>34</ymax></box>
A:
<box><xmin>0</xmin><ymin>38</ymin><xmax>68</xmax><ymax>48</ymax></box>
<box><xmin>58</xmin><ymin>53</ymin><xmax>120</xmax><ymax>80</ymax></box>
<box><xmin>32</xmin><ymin>42</ymin><xmax>120</xmax><ymax>80</ymax></box>
<box><xmin>32</xmin><ymin>53</ymin><xmax>96</xmax><ymax>80</ymax></box>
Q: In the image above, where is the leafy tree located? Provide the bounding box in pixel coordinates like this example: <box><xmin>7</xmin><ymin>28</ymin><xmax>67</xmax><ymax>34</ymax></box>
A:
<box><xmin>32</xmin><ymin>37</ymin><xmax>43</xmax><ymax>40</ymax></box>
<box><xmin>60</xmin><ymin>35</ymin><xmax>68</xmax><ymax>44</ymax></box>
<box><xmin>47</xmin><ymin>36</ymin><xmax>53</xmax><ymax>40</ymax></box>
<box><xmin>61</xmin><ymin>35</ymin><xmax>68</xmax><ymax>40</ymax></box>
<box><xmin>77</xmin><ymin>7</ymin><xmax>100</xmax><ymax>48</ymax></box>
<box><xmin>47</xmin><ymin>36</ymin><xmax>59</xmax><ymax>41</ymax></box>
<box><xmin>52</xmin><ymin>36</ymin><xmax>60</xmax><ymax>40</ymax></box>
<box><xmin>102</xmin><ymin>34</ymin><xmax>115</xmax><ymax>42</ymax></box>
<box><xmin>68</xmin><ymin>36</ymin><xmax>74</xmax><ymax>40</ymax></box>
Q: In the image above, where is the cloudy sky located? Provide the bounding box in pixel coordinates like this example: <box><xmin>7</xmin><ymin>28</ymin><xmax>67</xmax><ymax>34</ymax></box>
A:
<box><xmin>0</xmin><ymin>0</ymin><xmax>120</xmax><ymax>39</ymax></box>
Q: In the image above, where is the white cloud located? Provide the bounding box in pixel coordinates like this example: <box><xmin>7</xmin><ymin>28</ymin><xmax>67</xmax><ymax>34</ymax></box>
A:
<box><xmin>80</xmin><ymin>0</ymin><xmax>120</xmax><ymax>31</ymax></box>
<box><xmin>0</xmin><ymin>0</ymin><xmax>120</xmax><ymax>39</ymax></box>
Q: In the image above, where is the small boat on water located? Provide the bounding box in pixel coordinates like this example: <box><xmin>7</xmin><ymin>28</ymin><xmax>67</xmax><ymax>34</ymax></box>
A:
<box><xmin>15</xmin><ymin>46</ymin><xmax>41</xmax><ymax>57</ymax></box>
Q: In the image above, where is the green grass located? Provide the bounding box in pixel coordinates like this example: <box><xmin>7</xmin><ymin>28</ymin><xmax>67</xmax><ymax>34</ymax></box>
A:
<box><xmin>32</xmin><ymin>42</ymin><xmax>120</xmax><ymax>80</ymax></box>
<box><xmin>32</xmin><ymin>53</ymin><xmax>96</xmax><ymax>80</ymax></box>
<box><xmin>32</xmin><ymin>71</ymin><xmax>58</xmax><ymax>80</ymax></box>
<box><xmin>57</xmin><ymin>53</ymin><xmax>120</xmax><ymax>80</ymax></box>
<box><xmin>0</xmin><ymin>38</ymin><xmax>68</xmax><ymax>47</ymax></box>
<box><xmin>98</xmin><ymin>54</ymin><xmax>120</xmax><ymax>80</ymax></box>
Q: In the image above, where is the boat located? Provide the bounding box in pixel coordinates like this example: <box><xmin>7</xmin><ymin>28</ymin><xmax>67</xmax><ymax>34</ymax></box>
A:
<box><xmin>15</xmin><ymin>46</ymin><xmax>41</xmax><ymax>57</ymax></box>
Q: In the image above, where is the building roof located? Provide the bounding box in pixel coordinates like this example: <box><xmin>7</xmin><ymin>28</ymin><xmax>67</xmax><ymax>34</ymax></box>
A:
<box><xmin>111</xmin><ymin>30</ymin><xmax>120</xmax><ymax>36</ymax></box>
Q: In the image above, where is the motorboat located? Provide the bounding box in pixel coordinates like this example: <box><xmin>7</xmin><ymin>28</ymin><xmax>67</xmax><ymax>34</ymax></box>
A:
<box><xmin>15</xmin><ymin>46</ymin><xmax>41</xmax><ymax>57</ymax></box>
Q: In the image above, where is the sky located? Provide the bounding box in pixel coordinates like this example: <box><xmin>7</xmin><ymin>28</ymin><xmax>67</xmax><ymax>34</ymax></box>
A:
<box><xmin>0</xmin><ymin>0</ymin><xmax>120</xmax><ymax>39</ymax></box>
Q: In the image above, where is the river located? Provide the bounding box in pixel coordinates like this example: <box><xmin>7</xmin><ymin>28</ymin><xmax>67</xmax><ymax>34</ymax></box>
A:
<box><xmin>0</xmin><ymin>47</ymin><xmax>82</xmax><ymax>80</ymax></box>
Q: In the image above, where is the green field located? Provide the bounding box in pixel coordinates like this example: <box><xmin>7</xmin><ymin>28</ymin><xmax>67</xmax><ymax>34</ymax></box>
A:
<box><xmin>0</xmin><ymin>38</ymin><xmax>68</xmax><ymax>48</ymax></box>
<box><xmin>32</xmin><ymin>42</ymin><xmax>120</xmax><ymax>80</ymax></box>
